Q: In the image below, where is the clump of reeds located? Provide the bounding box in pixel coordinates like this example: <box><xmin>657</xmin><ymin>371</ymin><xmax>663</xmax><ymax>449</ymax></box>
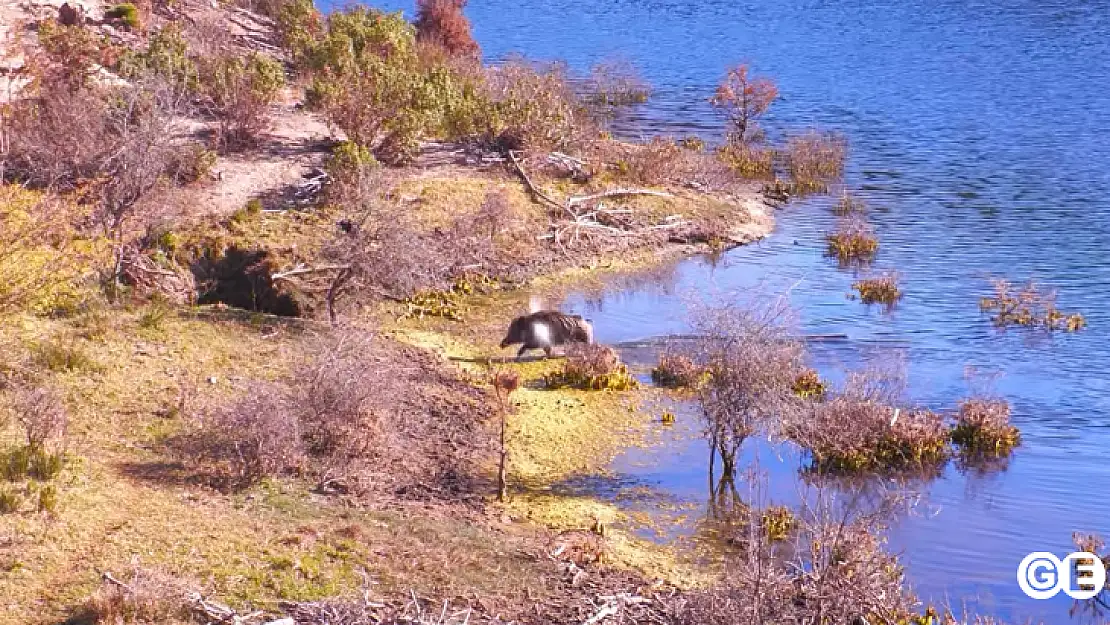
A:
<box><xmin>784</xmin><ymin>130</ymin><xmax>847</xmax><ymax>195</ymax></box>
<box><xmin>791</xmin><ymin>369</ymin><xmax>826</xmax><ymax>400</ymax></box>
<box><xmin>950</xmin><ymin>398</ymin><xmax>1020</xmax><ymax>456</ymax></box>
<box><xmin>717</xmin><ymin>142</ymin><xmax>774</xmax><ymax>179</ymax></box>
<box><xmin>651</xmin><ymin>352</ymin><xmax>707</xmax><ymax>389</ymax></box>
<box><xmin>825</xmin><ymin>215</ymin><xmax>878</xmax><ymax>263</ymax></box>
<box><xmin>853</xmin><ymin>273</ymin><xmax>902</xmax><ymax>306</ymax></box>
<box><xmin>979</xmin><ymin>279</ymin><xmax>1086</xmax><ymax>332</ymax></box>
<box><xmin>545</xmin><ymin>344</ymin><xmax>638</xmax><ymax>391</ymax></box>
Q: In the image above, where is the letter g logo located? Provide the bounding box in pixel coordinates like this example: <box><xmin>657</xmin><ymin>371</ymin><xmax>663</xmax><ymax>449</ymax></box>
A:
<box><xmin>1017</xmin><ymin>552</ymin><xmax>1063</xmax><ymax>600</ymax></box>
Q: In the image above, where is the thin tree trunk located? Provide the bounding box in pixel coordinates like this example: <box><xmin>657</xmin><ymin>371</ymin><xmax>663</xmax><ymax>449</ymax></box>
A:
<box><xmin>497</xmin><ymin>404</ymin><xmax>508</xmax><ymax>502</ymax></box>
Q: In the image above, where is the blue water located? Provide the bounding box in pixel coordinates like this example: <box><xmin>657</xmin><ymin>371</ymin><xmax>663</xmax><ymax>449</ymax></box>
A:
<box><xmin>327</xmin><ymin>1</ymin><xmax>1110</xmax><ymax>620</ymax></box>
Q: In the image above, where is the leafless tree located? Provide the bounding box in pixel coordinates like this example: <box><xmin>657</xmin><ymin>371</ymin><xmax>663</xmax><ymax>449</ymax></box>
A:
<box><xmin>689</xmin><ymin>293</ymin><xmax>807</xmax><ymax>478</ymax></box>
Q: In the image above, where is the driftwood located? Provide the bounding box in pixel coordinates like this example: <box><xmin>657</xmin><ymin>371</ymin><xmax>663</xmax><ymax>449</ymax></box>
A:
<box><xmin>507</xmin><ymin>151</ymin><xmax>687</xmax><ymax>257</ymax></box>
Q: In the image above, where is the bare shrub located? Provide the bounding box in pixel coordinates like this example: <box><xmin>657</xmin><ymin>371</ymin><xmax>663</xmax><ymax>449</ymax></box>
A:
<box><xmin>482</xmin><ymin>58</ymin><xmax>592</xmax><ymax>151</ymax></box>
<box><xmin>651</xmin><ymin>352</ymin><xmax>706</xmax><ymax>389</ymax></box>
<box><xmin>8</xmin><ymin>384</ymin><xmax>68</xmax><ymax>450</ymax></box>
<box><xmin>83</xmin><ymin>566</ymin><xmax>198</xmax><ymax>624</ymax></box>
<box><xmin>545</xmin><ymin>343</ymin><xmax>638</xmax><ymax>391</ymax></box>
<box><xmin>198</xmin><ymin>52</ymin><xmax>285</xmax><ymax>151</ymax></box>
<box><xmin>473</xmin><ymin>188</ymin><xmax>514</xmax><ymax>241</ymax></box>
<box><xmin>709</xmin><ymin>64</ymin><xmax>777</xmax><ymax>145</ymax></box>
<box><xmin>784</xmin><ymin>130</ymin><xmax>847</xmax><ymax>194</ymax></box>
<box><xmin>293</xmin><ymin>334</ymin><xmax>382</xmax><ymax>463</ymax></box>
<box><xmin>184</xmin><ymin>385</ymin><xmax>304</xmax><ymax>487</ymax></box>
<box><xmin>951</xmin><ymin>398</ymin><xmax>1020</xmax><ymax>456</ymax></box>
<box><xmin>613</xmin><ymin>137</ymin><xmax>683</xmax><ymax>185</ymax></box>
<box><xmin>690</xmin><ymin>296</ymin><xmax>806</xmax><ymax>476</ymax></box>
<box><xmin>825</xmin><ymin>214</ymin><xmax>878</xmax><ymax>263</ymax></box>
<box><xmin>414</xmin><ymin>0</ymin><xmax>480</xmax><ymax>59</ymax></box>
<box><xmin>491</xmin><ymin>368</ymin><xmax>519</xmax><ymax>502</ymax></box>
<box><xmin>979</xmin><ymin>278</ymin><xmax>1086</xmax><ymax>332</ymax></box>
<box><xmin>674</xmin><ymin>487</ymin><xmax>922</xmax><ymax>625</ymax></box>
<box><xmin>786</xmin><ymin>366</ymin><xmax>951</xmax><ymax>473</ymax></box>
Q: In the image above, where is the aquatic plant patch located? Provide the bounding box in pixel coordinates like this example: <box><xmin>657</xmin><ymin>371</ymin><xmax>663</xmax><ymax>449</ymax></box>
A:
<box><xmin>545</xmin><ymin>344</ymin><xmax>639</xmax><ymax>391</ymax></box>
<box><xmin>950</xmin><ymin>398</ymin><xmax>1020</xmax><ymax>456</ymax></box>
<box><xmin>979</xmin><ymin>279</ymin><xmax>1086</xmax><ymax>332</ymax></box>
<box><xmin>852</xmin><ymin>274</ymin><xmax>902</xmax><ymax>306</ymax></box>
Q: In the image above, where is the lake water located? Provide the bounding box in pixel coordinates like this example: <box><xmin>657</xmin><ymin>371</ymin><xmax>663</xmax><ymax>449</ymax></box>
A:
<box><xmin>327</xmin><ymin>1</ymin><xmax>1110</xmax><ymax>621</ymax></box>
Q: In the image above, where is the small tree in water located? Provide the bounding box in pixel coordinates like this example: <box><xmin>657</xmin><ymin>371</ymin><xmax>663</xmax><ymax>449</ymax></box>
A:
<box><xmin>709</xmin><ymin>64</ymin><xmax>778</xmax><ymax>145</ymax></box>
<box><xmin>691</xmin><ymin>295</ymin><xmax>806</xmax><ymax>478</ymax></box>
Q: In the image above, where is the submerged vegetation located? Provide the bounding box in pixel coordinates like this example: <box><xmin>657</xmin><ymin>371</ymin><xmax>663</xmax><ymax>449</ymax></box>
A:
<box><xmin>853</xmin><ymin>273</ymin><xmax>903</xmax><ymax>306</ymax></box>
<box><xmin>826</xmin><ymin>215</ymin><xmax>879</xmax><ymax>263</ymax></box>
<box><xmin>979</xmin><ymin>279</ymin><xmax>1086</xmax><ymax>332</ymax></box>
<box><xmin>951</xmin><ymin>398</ymin><xmax>1021</xmax><ymax>456</ymax></box>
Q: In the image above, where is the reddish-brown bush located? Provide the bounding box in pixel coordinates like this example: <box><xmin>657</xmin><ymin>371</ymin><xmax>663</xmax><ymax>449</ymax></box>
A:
<box><xmin>709</xmin><ymin>64</ymin><xmax>777</xmax><ymax>145</ymax></box>
<box><xmin>414</xmin><ymin>0</ymin><xmax>480</xmax><ymax>59</ymax></box>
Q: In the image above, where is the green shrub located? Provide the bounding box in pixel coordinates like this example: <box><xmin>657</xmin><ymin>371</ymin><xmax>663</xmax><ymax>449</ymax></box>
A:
<box><xmin>200</xmin><ymin>52</ymin><xmax>286</xmax><ymax>150</ymax></box>
<box><xmin>118</xmin><ymin>24</ymin><xmax>198</xmax><ymax>92</ymax></box>
<box><xmin>105</xmin><ymin>3</ymin><xmax>141</xmax><ymax>30</ymax></box>
<box><xmin>277</xmin><ymin>0</ymin><xmax>325</xmax><ymax>67</ymax></box>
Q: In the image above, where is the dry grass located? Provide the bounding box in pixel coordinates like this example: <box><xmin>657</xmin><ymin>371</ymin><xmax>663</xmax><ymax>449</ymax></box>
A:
<box><xmin>80</xmin><ymin>566</ymin><xmax>198</xmax><ymax>625</ymax></box>
<box><xmin>853</xmin><ymin>273</ymin><xmax>902</xmax><ymax>306</ymax></box>
<box><xmin>791</xmin><ymin>368</ymin><xmax>826</xmax><ymax>400</ymax></box>
<box><xmin>834</xmin><ymin>191</ymin><xmax>867</xmax><ymax>216</ymax></box>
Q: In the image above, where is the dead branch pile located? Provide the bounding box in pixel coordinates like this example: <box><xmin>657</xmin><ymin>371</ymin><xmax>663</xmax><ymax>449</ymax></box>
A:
<box><xmin>118</xmin><ymin>245</ymin><xmax>197</xmax><ymax>304</ymax></box>
<box><xmin>508</xmin><ymin>150</ymin><xmax>687</xmax><ymax>256</ymax></box>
